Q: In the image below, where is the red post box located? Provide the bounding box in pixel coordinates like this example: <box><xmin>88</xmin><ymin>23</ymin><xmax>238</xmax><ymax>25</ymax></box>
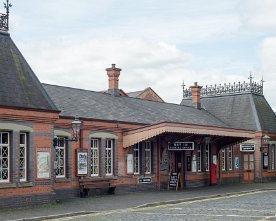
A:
<box><xmin>210</xmin><ymin>163</ymin><xmax>217</xmax><ymax>185</ymax></box>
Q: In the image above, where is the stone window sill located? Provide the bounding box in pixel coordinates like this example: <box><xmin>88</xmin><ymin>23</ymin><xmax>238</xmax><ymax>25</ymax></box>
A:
<box><xmin>18</xmin><ymin>182</ymin><xmax>33</xmax><ymax>187</ymax></box>
<box><xmin>0</xmin><ymin>183</ymin><xmax>16</xmax><ymax>189</ymax></box>
<box><xmin>55</xmin><ymin>178</ymin><xmax>71</xmax><ymax>183</ymax></box>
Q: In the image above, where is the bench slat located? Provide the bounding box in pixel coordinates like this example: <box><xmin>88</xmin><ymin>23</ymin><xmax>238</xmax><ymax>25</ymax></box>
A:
<box><xmin>79</xmin><ymin>179</ymin><xmax>116</xmax><ymax>197</ymax></box>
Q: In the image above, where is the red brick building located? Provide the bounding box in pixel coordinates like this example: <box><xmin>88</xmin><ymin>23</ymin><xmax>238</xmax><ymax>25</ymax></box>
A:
<box><xmin>1</xmin><ymin>29</ymin><xmax>276</xmax><ymax>208</ymax></box>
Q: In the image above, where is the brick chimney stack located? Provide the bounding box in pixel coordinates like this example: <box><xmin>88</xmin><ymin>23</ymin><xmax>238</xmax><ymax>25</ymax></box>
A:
<box><xmin>190</xmin><ymin>82</ymin><xmax>202</xmax><ymax>109</ymax></box>
<box><xmin>106</xmin><ymin>64</ymin><xmax>121</xmax><ymax>96</ymax></box>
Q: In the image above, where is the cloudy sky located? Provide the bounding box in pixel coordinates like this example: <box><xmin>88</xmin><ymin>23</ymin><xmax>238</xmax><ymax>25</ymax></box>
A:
<box><xmin>7</xmin><ymin>0</ymin><xmax>276</xmax><ymax>110</ymax></box>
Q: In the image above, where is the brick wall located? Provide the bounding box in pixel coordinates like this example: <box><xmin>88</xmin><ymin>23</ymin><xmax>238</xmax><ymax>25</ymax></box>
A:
<box><xmin>0</xmin><ymin>107</ymin><xmax>58</xmax><ymax>208</ymax></box>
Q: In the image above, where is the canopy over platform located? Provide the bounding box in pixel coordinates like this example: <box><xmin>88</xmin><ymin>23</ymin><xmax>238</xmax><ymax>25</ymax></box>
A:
<box><xmin>123</xmin><ymin>122</ymin><xmax>256</xmax><ymax>148</ymax></box>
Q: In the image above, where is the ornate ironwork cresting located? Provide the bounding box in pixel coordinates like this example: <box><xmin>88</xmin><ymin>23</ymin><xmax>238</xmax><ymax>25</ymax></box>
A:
<box><xmin>0</xmin><ymin>0</ymin><xmax>12</xmax><ymax>32</ymax></box>
<box><xmin>183</xmin><ymin>74</ymin><xmax>264</xmax><ymax>98</ymax></box>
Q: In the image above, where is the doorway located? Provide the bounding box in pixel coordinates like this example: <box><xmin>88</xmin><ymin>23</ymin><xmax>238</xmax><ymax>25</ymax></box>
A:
<box><xmin>174</xmin><ymin>151</ymin><xmax>184</xmax><ymax>188</ymax></box>
<box><xmin>242</xmin><ymin>153</ymin><xmax>254</xmax><ymax>183</ymax></box>
<box><xmin>175</xmin><ymin>152</ymin><xmax>182</xmax><ymax>173</ymax></box>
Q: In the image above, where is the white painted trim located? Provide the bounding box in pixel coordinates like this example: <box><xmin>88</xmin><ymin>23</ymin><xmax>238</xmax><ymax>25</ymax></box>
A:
<box><xmin>89</xmin><ymin>132</ymin><xmax>117</xmax><ymax>139</ymax></box>
<box><xmin>241</xmin><ymin>139</ymin><xmax>255</xmax><ymax>144</ymax></box>
<box><xmin>54</xmin><ymin>130</ymin><xmax>71</xmax><ymax>137</ymax></box>
<box><xmin>0</xmin><ymin>123</ymin><xmax>33</xmax><ymax>132</ymax></box>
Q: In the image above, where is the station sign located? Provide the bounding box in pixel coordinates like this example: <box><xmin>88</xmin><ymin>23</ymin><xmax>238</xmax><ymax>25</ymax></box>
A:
<box><xmin>138</xmin><ymin>177</ymin><xmax>152</xmax><ymax>183</ymax></box>
<box><xmin>240</xmin><ymin>143</ymin><xmax>255</xmax><ymax>152</ymax></box>
<box><xmin>168</xmin><ymin>142</ymin><xmax>194</xmax><ymax>151</ymax></box>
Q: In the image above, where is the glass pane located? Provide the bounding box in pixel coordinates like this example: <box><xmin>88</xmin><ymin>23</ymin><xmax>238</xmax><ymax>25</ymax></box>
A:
<box><xmin>55</xmin><ymin>148</ymin><xmax>65</xmax><ymax>176</ymax></box>
<box><xmin>250</xmin><ymin>162</ymin><xmax>254</xmax><ymax>170</ymax></box>
<box><xmin>58</xmin><ymin>138</ymin><xmax>65</xmax><ymax>147</ymax></box>
<box><xmin>20</xmin><ymin>134</ymin><xmax>25</xmax><ymax>145</ymax></box>
<box><xmin>2</xmin><ymin>133</ymin><xmax>8</xmax><ymax>144</ymax></box>
<box><xmin>244</xmin><ymin>155</ymin><xmax>248</xmax><ymax>170</ymax></box>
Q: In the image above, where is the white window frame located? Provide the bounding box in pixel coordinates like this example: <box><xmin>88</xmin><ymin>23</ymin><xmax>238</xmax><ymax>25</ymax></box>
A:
<box><xmin>134</xmin><ymin>143</ymin><xmax>140</xmax><ymax>175</ymax></box>
<box><xmin>221</xmin><ymin>149</ymin><xmax>226</xmax><ymax>171</ymax></box>
<box><xmin>0</xmin><ymin>132</ymin><xmax>9</xmax><ymax>183</ymax></box>
<box><xmin>228</xmin><ymin>146</ymin><xmax>233</xmax><ymax>171</ymax></box>
<box><xmin>145</xmin><ymin>141</ymin><xmax>151</xmax><ymax>174</ymax></box>
<box><xmin>19</xmin><ymin>133</ymin><xmax>27</xmax><ymax>182</ymax></box>
<box><xmin>105</xmin><ymin>139</ymin><xmax>113</xmax><ymax>176</ymax></box>
<box><xmin>205</xmin><ymin>143</ymin><xmax>210</xmax><ymax>172</ymax></box>
<box><xmin>197</xmin><ymin>145</ymin><xmax>202</xmax><ymax>172</ymax></box>
<box><xmin>91</xmin><ymin>138</ymin><xmax>99</xmax><ymax>177</ymax></box>
<box><xmin>55</xmin><ymin>137</ymin><xmax>66</xmax><ymax>178</ymax></box>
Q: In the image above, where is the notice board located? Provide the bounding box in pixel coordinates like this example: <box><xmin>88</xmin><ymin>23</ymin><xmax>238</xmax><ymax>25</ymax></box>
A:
<box><xmin>168</xmin><ymin>172</ymin><xmax>180</xmax><ymax>191</ymax></box>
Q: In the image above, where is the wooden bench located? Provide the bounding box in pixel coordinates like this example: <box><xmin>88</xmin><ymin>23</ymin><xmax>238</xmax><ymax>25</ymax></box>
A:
<box><xmin>79</xmin><ymin>178</ymin><xmax>116</xmax><ymax>197</ymax></box>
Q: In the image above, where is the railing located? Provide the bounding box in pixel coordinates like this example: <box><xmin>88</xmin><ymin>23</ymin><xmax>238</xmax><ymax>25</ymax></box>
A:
<box><xmin>0</xmin><ymin>13</ymin><xmax>8</xmax><ymax>31</ymax></box>
<box><xmin>1</xmin><ymin>1</ymin><xmax>12</xmax><ymax>32</ymax></box>
<box><xmin>183</xmin><ymin>79</ymin><xmax>264</xmax><ymax>98</ymax></box>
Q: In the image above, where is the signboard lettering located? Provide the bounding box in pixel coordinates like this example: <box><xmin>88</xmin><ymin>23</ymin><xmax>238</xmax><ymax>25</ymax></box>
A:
<box><xmin>77</xmin><ymin>150</ymin><xmax>88</xmax><ymax>176</ymax></box>
<box><xmin>127</xmin><ymin>154</ymin><xmax>133</xmax><ymax>174</ymax></box>
<box><xmin>37</xmin><ymin>151</ymin><xmax>50</xmax><ymax>179</ymax></box>
<box><xmin>168</xmin><ymin>142</ymin><xmax>194</xmax><ymax>151</ymax></box>
<box><xmin>168</xmin><ymin>172</ymin><xmax>180</xmax><ymax>191</ymax></box>
<box><xmin>234</xmin><ymin>157</ymin><xmax>239</xmax><ymax>169</ymax></box>
<box><xmin>138</xmin><ymin>177</ymin><xmax>152</xmax><ymax>183</ymax></box>
<box><xmin>240</xmin><ymin>144</ymin><xmax>255</xmax><ymax>152</ymax></box>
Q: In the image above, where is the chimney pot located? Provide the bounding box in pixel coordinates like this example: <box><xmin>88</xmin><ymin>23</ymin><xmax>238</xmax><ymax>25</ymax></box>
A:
<box><xmin>106</xmin><ymin>64</ymin><xmax>122</xmax><ymax>93</ymax></box>
<box><xmin>190</xmin><ymin>82</ymin><xmax>202</xmax><ymax>109</ymax></box>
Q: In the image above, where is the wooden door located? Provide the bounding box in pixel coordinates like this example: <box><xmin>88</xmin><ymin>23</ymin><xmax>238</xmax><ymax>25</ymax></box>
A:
<box><xmin>242</xmin><ymin>153</ymin><xmax>254</xmax><ymax>183</ymax></box>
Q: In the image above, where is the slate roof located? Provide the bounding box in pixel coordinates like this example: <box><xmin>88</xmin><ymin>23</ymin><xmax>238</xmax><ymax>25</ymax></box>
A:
<box><xmin>252</xmin><ymin>94</ymin><xmax>276</xmax><ymax>133</ymax></box>
<box><xmin>181</xmin><ymin>93</ymin><xmax>276</xmax><ymax>133</ymax></box>
<box><xmin>127</xmin><ymin>87</ymin><xmax>164</xmax><ymax>102</ymax></box>
<box><xmin>0</xmin><ymin>32</ymin><xmax>58</xmax><ymax>111</ymax></box>
<box><xmin>127</xmin><ymin>90</ymin><xmax>144</xmax><ymax>98</ymax></box>
<box><xmin>43</xmin><ymin>83</ymin><xmax>228</xmax><ymax>127</ymax></box>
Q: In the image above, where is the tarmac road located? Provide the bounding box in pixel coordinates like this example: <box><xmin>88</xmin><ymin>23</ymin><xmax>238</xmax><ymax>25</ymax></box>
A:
<box><xmin>50</xmin><ymin>190</ymin><xmax>276</xmax><ymax>221</ymax></box>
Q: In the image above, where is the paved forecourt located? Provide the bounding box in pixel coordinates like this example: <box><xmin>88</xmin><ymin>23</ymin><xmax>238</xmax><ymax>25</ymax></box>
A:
<box><xmin>1</xmin><ymin>182</ymin><xmax>276</xmax><ymax>221</ymax></box>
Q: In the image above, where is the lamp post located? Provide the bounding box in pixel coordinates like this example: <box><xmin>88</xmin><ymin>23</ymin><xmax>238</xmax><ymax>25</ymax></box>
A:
<box><xmin>262</xmin><ymin>134</ymin><xmax>270</xmax><ymax>171</ymax></box>
<box><xmin>71</xmin><ymin>117</ymin><xmax>82</xmax><ymax>141</ymax></box>
<box><xmin>263</xmin><ymin>134</ymin><xmax>270</xmax><ymax>146</ymax></box>
<box><xmin>53</xmin><ymin>116</ymin><xmax>82</xmax><ymax>145</ymax></box>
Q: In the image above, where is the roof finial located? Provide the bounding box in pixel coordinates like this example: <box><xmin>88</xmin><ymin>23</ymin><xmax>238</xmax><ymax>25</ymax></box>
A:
<box><xmin>261</xmin><ymin>76</ymin><xmax>265</xmax><ymax>87</ymax></box>
<box><xmin>4</xmin><ymin>0</ymin><xmax>12</xmax><ymax>14</ymax></box>
<box><xmin>0</xmin><ymin>0</ymin><xmax>12</xmax><ymax>32</ymax></box>
<box><xmin>181</xmin><ymin>81</ymin><xmax>186</xmax><ymax>90</ymax></box>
